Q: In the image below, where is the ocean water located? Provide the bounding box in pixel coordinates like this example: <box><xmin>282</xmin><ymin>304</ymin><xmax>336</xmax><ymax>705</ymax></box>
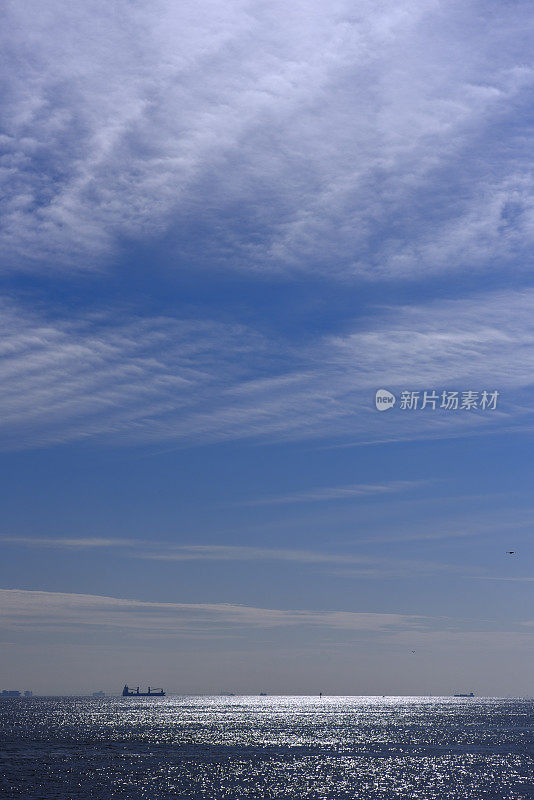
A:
<box><xmin>2</xmin><ymin>696</ymin><xmax>534</xmax><ymax>799</ymax></box>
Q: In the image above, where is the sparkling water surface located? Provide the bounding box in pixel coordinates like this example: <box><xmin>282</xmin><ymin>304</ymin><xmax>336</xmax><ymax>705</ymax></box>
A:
<box><xmin>2</xmin><ymin>695</ymin><xmax>534</xmax><ymax>799</ymax></box>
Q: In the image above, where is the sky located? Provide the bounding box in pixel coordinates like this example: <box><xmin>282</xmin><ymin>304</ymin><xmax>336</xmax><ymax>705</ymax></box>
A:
<box><xmin>2</xmin><ymin>0</ymin><xmax>534</xmax><ymax>696</ymax></box>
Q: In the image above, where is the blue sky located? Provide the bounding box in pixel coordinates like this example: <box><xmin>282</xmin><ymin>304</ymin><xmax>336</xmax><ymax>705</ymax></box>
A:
<box><xmin>2</xmin><ymin>0</ymin><xmax>534</xmax><ymax>695</ymax></box>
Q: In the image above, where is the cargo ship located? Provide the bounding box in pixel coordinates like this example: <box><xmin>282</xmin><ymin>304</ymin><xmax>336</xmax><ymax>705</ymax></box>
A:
<box><xmin>122</xmin><ymin>685</ymin><xmax>165</xmax><ymax>697</ymax></box>
<box><xmin>453</xmin><ymin>692</ymin><xmax>475</xmax><ymax>697</ymax></box>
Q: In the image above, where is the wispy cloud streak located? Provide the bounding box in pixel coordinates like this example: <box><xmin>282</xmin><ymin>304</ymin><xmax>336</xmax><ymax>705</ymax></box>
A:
<box><xmin>243</xmin><ymin>480</ymin><xmax>427</xmax><ymax>506</ymax></box>
<box><xmin>0</xmin><ymin>589</ymin><xmax>426</xmax><ymax>637</ymax></box>
<box><xmin>0</xmin><ymin>539</ymin><xmax>474</xmax><ymax>578</ymax></box>
<box><xmin>3</xmin><ymin>287</ymin><xmax>534</xmax><ymax>449</ymax></box>
<box><xmin>0</xmin><ymin>536</ymin><xmax>138</xmax><ymax>548</ymax></box>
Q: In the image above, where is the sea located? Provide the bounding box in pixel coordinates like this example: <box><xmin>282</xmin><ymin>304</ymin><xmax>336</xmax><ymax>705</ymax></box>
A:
<box><xmin>2</xmin><ymin>695</ymin><xmax>534</xmax><ymax>799</ymax></box>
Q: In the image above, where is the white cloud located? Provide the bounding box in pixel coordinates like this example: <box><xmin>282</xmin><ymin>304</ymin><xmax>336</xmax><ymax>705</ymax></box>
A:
<box><xmin>0</xmin><ymin>588</ymin><xmax>425</xmax><ymax>637</ymax></box>
<box><xmin>3</xmin><ymin>287</ymin><xmax>534</xmax><ymax>449</ymax></box>
<box><xmin>0</xmin><ymin>536</ymin><xmax>138</xmax><ymax>548</ymax></box>
<box><xmin>242</xmin><ymin>480</ymin><xmax>426</xmax><ymax>505</ymax></box>
<box><xmin>0</xmin><ymin>538</ymin><xmax>473</xmax><ymax>579</ymax></box>
<box><xmin>0</xmin><ymin>299</ymin><xmax>275</xmax><ymax>448</ymax></box>
<box><xmin>135</xmin><ymin>544</ymin><xmax>471</xmax><ymax>578</ymax></box>
<box><xmin>2</xmin><ymin>0</ymin><xmax>534</xmax><ymax>277</ymax></box>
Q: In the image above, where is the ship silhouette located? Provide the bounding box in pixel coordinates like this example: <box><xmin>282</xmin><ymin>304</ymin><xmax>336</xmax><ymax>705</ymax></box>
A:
<box><xmin>122</xmin><ymin>685</ymin><xmax>165</xmax><ymax>697</ymax></box>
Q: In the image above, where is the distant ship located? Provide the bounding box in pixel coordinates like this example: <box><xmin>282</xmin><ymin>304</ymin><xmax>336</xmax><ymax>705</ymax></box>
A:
<box><xmin>122</xmin><ymin>685</ymin><xmax>165</xmax><ymax>697</ymax></box>
<box><xmin>454</xmin><ymin>692</ymin><xmax>475</xmax><ymax>697</ymax></box>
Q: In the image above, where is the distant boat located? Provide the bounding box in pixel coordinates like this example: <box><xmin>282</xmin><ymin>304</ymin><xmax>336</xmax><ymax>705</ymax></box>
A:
<box><xmin>454</xmin><ymin>692</ymin><xmax>475</xmax><ymax>697</ymax></box>
<box><xmin>122</xmin><ymin>685</ymin><xmax>165</xmax><ymax>697</ymax></box>
<box><xmin>259</xmin><ymin>692</ymin><xmax>267</xmax><ymax>696</ymax></box>
<box><xmin>1</xmin><ymin>690</ymin><xmax>21</xmax><ymax>697</ymax></box>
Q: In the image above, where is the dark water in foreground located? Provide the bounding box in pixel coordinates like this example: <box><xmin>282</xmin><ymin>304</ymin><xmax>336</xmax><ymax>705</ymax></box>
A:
<box><xmin>2</xmin><ymin>696</ymin><xmax>534</xmax><ymax>799</ymax></box>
